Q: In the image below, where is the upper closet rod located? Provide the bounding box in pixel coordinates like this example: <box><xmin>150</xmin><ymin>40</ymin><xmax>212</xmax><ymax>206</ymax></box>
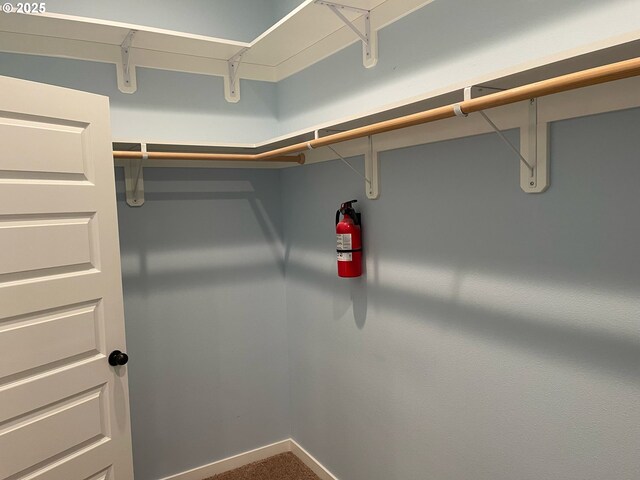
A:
<box><xmin>113</xmin><ymin>56</ymin><xmax>640</xmax><ymax>162</ymax></box>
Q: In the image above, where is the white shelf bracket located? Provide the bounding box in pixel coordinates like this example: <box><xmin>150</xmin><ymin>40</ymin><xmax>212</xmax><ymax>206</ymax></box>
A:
<box><xmin>326</xmin><ymin>138</ymin><xmax>378</xmax><ymax>199</ymax></box>
<box><xmin>464</xmin><ymin>85</ymin><xmax>503</xmax><ymax>101</ymax></box>
<box><xmin>365</xmin><ymin>136</ymin><xmax>380</xmax><ymax>199</ymax></box>
<box><xmin>225</xmin><ymin>48</ymin><xmax>248</xmax><ymax>103</ymax></box>
<box><xmin>520</xmin><ymin>98</ymin><xmax>549</xmax><ymax>193</ymax></box>
<box><xmin>118</xmin><ymin>30</ymin><xmax>137</xmax><ymax>94</ymax></box>
<box><xmin>456</xmin><ymin>87</ymin><xmax>549</xmax><ymax>193</ymax></box>
<box><xmin>315</xmin><ymin>0</ymin><xmax>378</xmax><ymax>68</ymax></box>
<box><xmin>125</xmin><ymin>144</ymin><xmax>146</xmax><ymax>207</ymax></box>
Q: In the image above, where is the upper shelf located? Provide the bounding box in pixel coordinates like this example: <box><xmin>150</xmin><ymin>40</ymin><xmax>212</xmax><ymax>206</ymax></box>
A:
<box><xmin>0</xmin><ymin>11</ymin><xmax>249</xmax><ymax>60</ymax></box>
<box><xmin>0</xmin><ymin>0</ymin><xmax>434</xmax><ymax>99</ymax></box>
<box><xmin>243</xmin><ymin>0</ymin><xmax>386</xmax><ymax>67</ymax></box>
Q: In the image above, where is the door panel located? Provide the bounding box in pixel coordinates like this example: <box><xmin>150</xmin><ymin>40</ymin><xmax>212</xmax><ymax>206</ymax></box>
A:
<box><xmin>0</xmin><ymin>115</ymin><xmax>88</xmax><ymax>175</ymax></box>
<box><xmin>0</xmin><ymin>75</ymin><xmax>133</xmax><ymax>480</ymax></box>
<box><xmin>0</xmin><ymin>302</ymin><xmax>100</xmax><ymax>379</ymax></box>
<box><xmin>0</xmin><ymin>215</ymin><xmax>95</xmax><ymax>276</ymax></box>
<box><xmin>19</xmin><ymin>448</ymin><xmax>112</xmax><ymax>480</ymax></box>
<box><xmin>0</xmin><ymin>389</ymin><xmax>106</xmax><ymax>479</ymax></box>
<box><xmin>0</xmin><ymin>358</ymin><xmax>105</xmax><ymax>424</ymax></box>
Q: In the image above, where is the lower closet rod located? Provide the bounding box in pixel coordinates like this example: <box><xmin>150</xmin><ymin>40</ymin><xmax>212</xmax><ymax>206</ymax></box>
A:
<box><xmin>113</xmin><ymin>151</ymin><xmax>306</xmax><ymax>164</ymax></box>
<box><xmin>113</xmin><ymin>56</ymin><xmax>640</xmax><ymax>163</ymax></box>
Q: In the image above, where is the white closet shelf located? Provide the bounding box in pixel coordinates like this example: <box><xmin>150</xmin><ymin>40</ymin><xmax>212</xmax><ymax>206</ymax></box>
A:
<box><xmin>112</xmin><ymin>37</ymin><xmax>640</xmax><ymax>160</ymax></box>
<box><xmin>116</xmin><ymin>58</ymin><xmax>640</xmax><ymax>204</ymax></box>
<box><xmin>113</xmin><ymin>41</ymin><xmax>640</xmax><ymax>202</ymax></box>
<box><xmin>0</xmin><ymin>12</ymin><xmax>250</xmax><ymax>59</ymax></box>
<box><xmin>0</xmin><ymin>0</ymin><xmax>434</xmax><ymax>92</ymax></box>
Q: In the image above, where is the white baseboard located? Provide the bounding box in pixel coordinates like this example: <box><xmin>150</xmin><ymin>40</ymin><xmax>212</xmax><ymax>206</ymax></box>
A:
<box><xmin>289</xmin><ymin>439</ymin><xmax>338</xmax><ymax>480</ymax></box>
<box><xmin>158</xmin><ymin>439</ymin><xmax>291</xmax><ymax>480</ymax></box>
<box><xmin>157</xmin><ymin>438</ymin><xmax>338</xmax><ymax>480</ymax></box>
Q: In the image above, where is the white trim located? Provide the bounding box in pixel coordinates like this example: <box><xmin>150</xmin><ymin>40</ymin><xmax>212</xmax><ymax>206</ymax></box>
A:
<box><xmin>249</xmin><ymin>0</ymin><xmax>315</xmax><ymax>46</ymax></box>
<box><xmin>290</xmin><ymin>439</ymin><xmax>339</xmax><ymax>480</ymax></box>
<box><xmin>155</xmin><ymin>438</ymin><xmax>338</xmax><ymax>480</ymax></box>
<box><xmin>157</xmin><ymin>439</ymin><xmax>291</xmax><ymax>480</ymax></box>
<box><xmin>36</xmin><ymin>12</ymin><xmax>251</xmax><ymax>47</ymax></box>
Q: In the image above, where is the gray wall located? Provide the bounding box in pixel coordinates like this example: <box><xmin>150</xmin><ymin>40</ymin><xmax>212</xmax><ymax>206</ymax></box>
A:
<box><xmin>110</xmin><ymin>104</ymin><xmax>640</xmax><ymax>480</ymax></box>
<box><xmin>271</xmin><ymin>0</ymin><xmax>305</xmax><ymax>21</ymax></box>
<box><xmin>281</xmin><ymin>108</ymin><xmax>640</xmax><ymax>480</ymax></box>
<box><xmin>115</xmin><ymin>168</ymin><xmax>290</xmax><ymax>480</ymax></box>
<box><xmin>276</xmin><ymin>0</ymin><xmax>640</xmax><ymax>134</ymax></box>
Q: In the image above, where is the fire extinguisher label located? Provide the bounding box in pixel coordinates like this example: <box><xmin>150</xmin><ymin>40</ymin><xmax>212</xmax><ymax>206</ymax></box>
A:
<box><xmin>336</xmin><ymin>234</ymin><xmax>352</xmax><ymax>250</ymax></box>
<box><xmin>337</xmin><ymin>252</ymin><xmax>353</xmax><ymax>262</ymax></box>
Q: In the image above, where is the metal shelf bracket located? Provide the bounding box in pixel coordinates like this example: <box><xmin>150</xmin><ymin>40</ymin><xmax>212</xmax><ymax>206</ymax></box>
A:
<box><xmin>315</xmin><ymin>0</ymin><xmax>378</xmax><ymax>68</ymax></box>
<box><xmin>118</xmin><ymin>30</ymin><xmax>137</xmax><ymax>94</ymax></box>
<box><xmin>225</xmin><ymin>48</ymin><xmax>248</xmax><ymax>103</ymax></box>
<box><xmin>125</xmin><ymin>143</ymin><xmax>146</xmax><ymax>206</ymax></box>
<box><xmin>456</xmin><ymin>87</ymin><xmax>549</xmax><ymax>193</ymax></box>
<box><xmin>365</xmin><ymin>136</ymin><xmax>380</xmax><ymax>199</ymax></box>
<box><xmin>326</xmin><ymin>136</ymin><xmax>379</xmax><ymax>200</ymax></box>
<box><xmin>520</xmin><ymin>98</ymin><xmax>549</xmax><ymax>193</ymax></box>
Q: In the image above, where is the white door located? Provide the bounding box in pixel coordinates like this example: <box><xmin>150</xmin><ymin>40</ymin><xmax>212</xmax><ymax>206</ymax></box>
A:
<box><xmin>0</xmin><ymin>76</ymin><xmax>134</xmax><ymax>480</ymax></box>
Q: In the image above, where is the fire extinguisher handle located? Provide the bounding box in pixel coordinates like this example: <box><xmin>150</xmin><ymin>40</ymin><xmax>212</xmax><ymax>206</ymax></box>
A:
<box><xmin>336</xmin><ymin>208</ymin><xmax>361</xmax><ymax>226</ymax></box>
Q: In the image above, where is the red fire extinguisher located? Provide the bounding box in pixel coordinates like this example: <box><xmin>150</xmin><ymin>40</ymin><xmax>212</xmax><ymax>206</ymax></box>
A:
<box><xmin>336</xmin><ymin>199</ymin><xmax>362</xmax><ymax>278</ymax></box>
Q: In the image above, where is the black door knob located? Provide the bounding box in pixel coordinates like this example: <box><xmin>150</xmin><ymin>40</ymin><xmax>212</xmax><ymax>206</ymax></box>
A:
<box><xmin>108</xmin><ymin>350</ymin><xmax>129</xmax><ymax>366</ymax></box>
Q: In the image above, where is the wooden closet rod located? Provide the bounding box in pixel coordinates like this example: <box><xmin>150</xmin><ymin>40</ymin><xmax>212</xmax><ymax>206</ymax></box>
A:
<box><xmin>113</xmin><ymin>151</ymin><xmax>306</xmax><ymax>164</ymax></box>
<box><xmin>113</xmin><ymin>56</ymin><xmax>640</xmax><ymax>163</ymax></box>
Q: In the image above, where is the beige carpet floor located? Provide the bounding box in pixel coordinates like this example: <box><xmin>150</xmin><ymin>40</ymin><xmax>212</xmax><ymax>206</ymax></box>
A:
<box><xmin>204</xmin><ymin>452</ymin><xmax>321</xmax><ymax>480</ymax></box>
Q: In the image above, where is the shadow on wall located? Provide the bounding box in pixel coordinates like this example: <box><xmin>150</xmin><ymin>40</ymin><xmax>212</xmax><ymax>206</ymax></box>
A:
<box><xmin>285</xmin><ymin>249</ymin><xmax>640</xmax><ymax>385</ymax></box>
<box><xmin>113</xmin><ymin>167</ymin><xmax>290</xmax><ymax>480</ymax></box>
<box><xmin>115</xmin><ymin>167</ymin><xmax>285</xmax><ymax>292</ymax></box>
<box><xmin>281</xmin><ymin>115</ymin><xmax>640</xmax><ymax>390</ymax></box>
<box><xmin>283</xmin><ymin>225</ymin><xmax>368</xmax><ymax>329</ymax></box>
